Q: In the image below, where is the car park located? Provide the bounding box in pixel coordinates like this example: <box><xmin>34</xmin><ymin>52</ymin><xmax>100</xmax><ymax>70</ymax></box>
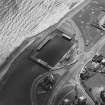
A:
<box><xmin>30</xmin><ymin>29</ymin><xmax>76</xmax><ymax>69</ymax></box>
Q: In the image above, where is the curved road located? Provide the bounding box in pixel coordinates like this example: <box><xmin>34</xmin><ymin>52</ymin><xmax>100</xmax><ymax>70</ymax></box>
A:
<box><xmin>0</xmin><ymin>0</ymin><xmax>105</xmax><ymax>105</ymax></box>
<box><xmin>48</xmin><ymin>0</ymin><xmax>105</xmax><ymax>104</ymax></box>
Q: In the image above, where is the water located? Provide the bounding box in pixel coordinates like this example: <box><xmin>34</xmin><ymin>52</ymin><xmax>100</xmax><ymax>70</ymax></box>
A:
<box><xmin>0</xmin><ymin>0</ymin><xmax>84</xmax><ymax>66</ymax></box>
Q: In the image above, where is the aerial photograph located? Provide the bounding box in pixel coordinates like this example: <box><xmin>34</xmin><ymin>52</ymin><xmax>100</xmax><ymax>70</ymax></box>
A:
<box><xmin>0</xmin><ymin>0</ymin><xmax>105</xmax><ymax>105</ymax></box>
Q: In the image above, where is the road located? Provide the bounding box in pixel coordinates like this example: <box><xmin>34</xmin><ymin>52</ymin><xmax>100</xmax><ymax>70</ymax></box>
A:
<box><xmin>0</xmin><ymin>25</ymin><xmax>57</xmax><ymax>105</ymax></box>
<box><xmin>0</xmin><ymin>39</ymin><xmax>49</xmax><ymax>105</ymax></box>
<box><xmin>1</xmin><ymin>0</ymin><xmax>105</xmax><ymax>105</ymax></box>
<box><xmin>48</xmin><ymin>0</ymin><xmax>105</xmax><ymax>105</ymax></box>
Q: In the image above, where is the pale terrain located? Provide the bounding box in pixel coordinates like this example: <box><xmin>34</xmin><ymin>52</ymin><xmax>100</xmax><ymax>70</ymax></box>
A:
<box><xmin>0</xmin><ymin>0</ymin><xmax>84</xmax><ymax>66</ymax></box>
